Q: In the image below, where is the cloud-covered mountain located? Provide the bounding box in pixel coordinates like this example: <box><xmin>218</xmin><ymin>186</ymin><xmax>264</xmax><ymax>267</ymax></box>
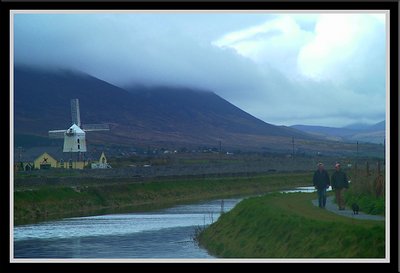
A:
<box><xmin>14</xmin><ymin>66</ymin><xmax>318</xmax><ymax>152</ymax></box>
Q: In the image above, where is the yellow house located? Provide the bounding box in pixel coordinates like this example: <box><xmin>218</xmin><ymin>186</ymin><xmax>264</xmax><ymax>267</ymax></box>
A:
<box><xmin>57</xmin><ymin>159</ymin><xmax>88</xmax><ymax>169</ymax></box>
<box><xmin>18</xmin><ymin>149</ymin><xmax>107</xmax><ymax>171</ymax></box>
<box><xmin>34</xmin><ymin>152</ymin><xmax>57</xmax><ymax>169</ymax></box>
<box><xmin>33</xmin><ymin>152</ymin><xmax>90</xmax><ymax>170</ymax></box>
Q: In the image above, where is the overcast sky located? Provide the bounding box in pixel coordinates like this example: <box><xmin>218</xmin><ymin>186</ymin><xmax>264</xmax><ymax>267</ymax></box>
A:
<box><xmin>13</xmin><ymin>12</ymin><xmax>387</xmax><ymax>127</ymax></box>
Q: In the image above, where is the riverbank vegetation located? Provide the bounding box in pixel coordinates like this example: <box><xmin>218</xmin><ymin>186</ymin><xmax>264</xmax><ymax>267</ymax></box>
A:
<box><xmin>197</xmin><ymin>192</ymin><xmax>385</xmax><ymax>258</ymax></box>
<box><xmin>14</xmin><ymin>172</ymin><xmax>310</xmax><ymax>225</ymax></box>
<box><xmin>344</xmin><ymin>164</ymin><xmax>385</xmax><ymax>215</ymax></box>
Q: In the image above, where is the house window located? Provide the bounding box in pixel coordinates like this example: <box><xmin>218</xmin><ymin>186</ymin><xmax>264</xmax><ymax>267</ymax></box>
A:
<box><xmin>77</xmin><ymin>138</ymin><xmax>80</xmax><ymax>144</ymax></box>
<box><xmin>78</xmin><ymin>144</ymin><xmax>80</xmax><ymax>150</ymax></box>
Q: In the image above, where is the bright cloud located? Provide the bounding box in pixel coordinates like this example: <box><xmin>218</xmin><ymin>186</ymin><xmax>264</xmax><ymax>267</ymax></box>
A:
<box><xmin>298</xmin><ymin>13</ymin><xmax>386</xmax><ymax>82</ymax></box>
<box><xmin>213</xmin><ymin>15</ymin><xmax>314</xmax><ymax>78</ymax></box>
<box><xmin>210</xmin><ymin>13</ymin><xmax>386</xmax><ymax>126</ymax></box>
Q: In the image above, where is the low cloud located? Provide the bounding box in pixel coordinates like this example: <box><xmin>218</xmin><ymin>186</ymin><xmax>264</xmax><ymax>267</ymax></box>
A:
<box><xmin>13</xmin><ymin>12</ymin><xmax>387</xmax><ymax>127</ymax></box>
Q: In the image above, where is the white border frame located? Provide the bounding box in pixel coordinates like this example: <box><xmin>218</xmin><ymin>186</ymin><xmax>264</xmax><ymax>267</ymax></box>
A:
<box><xmin>9</xmin><ymin>9</ymin><xmax>391</xmax><ymax>264</ymax></box>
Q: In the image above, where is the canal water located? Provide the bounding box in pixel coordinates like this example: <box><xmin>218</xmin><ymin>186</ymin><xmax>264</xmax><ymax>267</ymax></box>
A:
<box><xmin>13</xmin><ymin>198</ymin><xmax>242</xmax><ymax>259</ymax></box>
<box><xmin>14</xmin><ymin>187</ymin><xmax>319</xmax><ymax>259</ymax></box>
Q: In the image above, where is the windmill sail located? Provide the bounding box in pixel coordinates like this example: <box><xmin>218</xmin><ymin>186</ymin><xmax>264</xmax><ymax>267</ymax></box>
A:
<box><xmin>48</xmin><ymin>130</ymin><xmax>66</xmax><ymax>139</ymax></box>
<box><xmin>71</xmin><ymin>99</ymin><xmax>81</xmax><ymax>127</ymax></box>
<box><xmin>81</xmin><ymin>123</ymin><xmax>110</xmax><ymax>131</ymax></box>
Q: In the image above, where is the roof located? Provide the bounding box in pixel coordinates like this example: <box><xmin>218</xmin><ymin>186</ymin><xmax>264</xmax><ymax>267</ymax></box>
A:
<box><xmin>14</xmin><ymin>146</ymin><xmax>106</xmax><ymax>163</ymax></box>
<box><xmin>34</xmin><ymin>152</ymin><xmax>57</xmax><ymax>162</ymax></box>
<box><xmin>68</xmin><ymin>124</ymin><xmax>85</xmax><ymax>134</ymax></box>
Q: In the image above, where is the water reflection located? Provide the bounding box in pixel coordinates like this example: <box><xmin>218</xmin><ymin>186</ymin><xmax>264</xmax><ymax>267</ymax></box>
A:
<box><xmin>280</xmin><ymin>186</ymin><xmax>332</xmax><ymax>193</ymax></box>
<box><xmin>14</xmin><ymin>198</ymin><xmax>241</xmax><ymax>258</ymax></box>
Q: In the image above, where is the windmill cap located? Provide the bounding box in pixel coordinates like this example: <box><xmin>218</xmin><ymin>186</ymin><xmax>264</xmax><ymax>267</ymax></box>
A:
<box><xmin>68</xmin><ymin>124</ymin><xmax>85</xmax><ymax>134</ymax></box>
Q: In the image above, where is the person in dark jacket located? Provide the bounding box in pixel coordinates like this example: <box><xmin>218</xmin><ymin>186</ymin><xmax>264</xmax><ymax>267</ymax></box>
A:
<box><xmin>313</xmin><ymin>163</ymin><xmax>330</xmax><ymax>208</ymax></box>
<box><xmin>331</xmin><ymin>163</ymin><xmax>349</xmax><ymax>210</ymax></box>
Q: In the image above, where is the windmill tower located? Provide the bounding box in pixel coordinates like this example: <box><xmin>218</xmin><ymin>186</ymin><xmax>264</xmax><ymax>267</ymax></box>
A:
<box><xmin>48</xmin><ymin>99</ymin><xmax>110</xmax><ymax>155</ymax></box>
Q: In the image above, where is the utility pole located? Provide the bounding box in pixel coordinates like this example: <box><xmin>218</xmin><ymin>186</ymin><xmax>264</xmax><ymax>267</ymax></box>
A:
<box><xmin>355</xmin><ymin>141</ymin><xmax>359</xmax><ymax>171</ymax></box>
<box><xmin>354</xmin><ymin>141</ymin><xmax>359</xmax><ymax>184</ymax></box>
<box><xmin>292</xmin><ymin>136</ymin><xmax>295</xmax><ymax>159</ymax></box>
<box><xmin>17</xmin><ymin>146</ymin><xmax>23</xmax><ymax>171</ymax></box>
<box><xmin>218</xmin><ymin>140</ymin><xmax>222</xmax><ymax>177</ymax></box>
<box><xmin>356</xmin><ymin>141</ymin><xmax>359</xmax><ymax>156</ymax></box>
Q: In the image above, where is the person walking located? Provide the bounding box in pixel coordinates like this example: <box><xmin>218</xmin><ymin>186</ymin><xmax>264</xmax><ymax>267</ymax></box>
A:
<box><xmin>331</xmin><ymin>163</ymin><xmax>349</xmax><ymax>210</ymax></box>
<box><xmin>313</xmin><ymin>163</ymin><xmax>330</xmax><ymax>208</ymax></box>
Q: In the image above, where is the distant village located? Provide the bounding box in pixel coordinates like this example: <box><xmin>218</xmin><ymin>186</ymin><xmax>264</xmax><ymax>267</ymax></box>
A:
<box><xmin>14</xmin><ymin>148</ymin><xmax>110</xmax><ymax>172</ymax></box>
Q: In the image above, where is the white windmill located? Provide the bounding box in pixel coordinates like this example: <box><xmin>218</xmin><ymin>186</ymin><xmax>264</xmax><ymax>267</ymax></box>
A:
<box><xmin>48</xmin><ymin>99</ymin><xmax>110</xmax><ymax>154</ymax></box>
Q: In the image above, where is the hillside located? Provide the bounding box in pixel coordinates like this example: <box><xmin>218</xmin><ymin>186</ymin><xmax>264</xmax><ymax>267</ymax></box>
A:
<box><xmin>291</xmin><ymin>121</ymin><xmax>385</xmax><ymax>144</ymax></box>
<box><xmin>14</xmin><ymin>66</ymin><xmax>316</xmax><ymax>151</ymax></box>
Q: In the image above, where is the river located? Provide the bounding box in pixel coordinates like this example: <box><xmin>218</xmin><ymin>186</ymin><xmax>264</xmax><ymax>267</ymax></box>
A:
<box><xmin>13</xmin><ymin>187</ymin><xmax>318</xmax><ymax>259</ymax></box>
<box><xmin>13</xmin><ymin>198</ymin><xmax>242</xmax><ymax>259</ymax></box>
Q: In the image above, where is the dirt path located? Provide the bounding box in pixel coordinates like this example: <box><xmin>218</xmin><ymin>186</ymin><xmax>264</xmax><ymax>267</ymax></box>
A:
<box><xmin>312</xmin><ymin>196</ymin><xmax>385</xmax><ymax>221</ymax></box>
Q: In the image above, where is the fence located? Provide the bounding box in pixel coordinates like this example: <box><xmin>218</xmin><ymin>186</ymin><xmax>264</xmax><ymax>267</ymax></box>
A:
<box><xmin>351</xmin><ymin>161</ymin><xmax>385</xmax><ymax>198</ymax></box>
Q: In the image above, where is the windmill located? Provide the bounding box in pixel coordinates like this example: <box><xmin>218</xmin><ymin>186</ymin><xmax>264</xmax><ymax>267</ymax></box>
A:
<box><xmin>48</xmin><ymin>99</ymin><xmax>110</xmax><ymax>154</ymax></box>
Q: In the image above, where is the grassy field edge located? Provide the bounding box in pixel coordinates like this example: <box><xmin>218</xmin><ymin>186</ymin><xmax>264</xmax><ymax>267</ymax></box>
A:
<box><xmin>197</xmin><ymin>192</ymin><xmax>385</xmax><ymax>258</ymax></box>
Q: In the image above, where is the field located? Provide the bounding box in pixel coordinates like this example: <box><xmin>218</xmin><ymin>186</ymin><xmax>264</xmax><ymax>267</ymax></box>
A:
<box><xmin>197</xmin><ymin>192</ymin><xmax>385</xmax><ymax>258</ymax></box>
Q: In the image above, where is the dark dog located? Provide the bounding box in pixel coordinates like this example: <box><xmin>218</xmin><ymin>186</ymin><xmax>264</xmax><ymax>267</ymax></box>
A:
<box><xmin>352</xmin><ymin>203</ymin><xmax>359</xmax><ymax>215</ymax></box>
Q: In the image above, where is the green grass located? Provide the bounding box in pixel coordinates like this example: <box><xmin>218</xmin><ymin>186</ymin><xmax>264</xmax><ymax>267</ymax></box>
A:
<box><xmin>14</xmin><ymin>172</ymin><xmax>311</xmax><ymax>225</ymax></box>
<box><xmin>344</xmin><ymin>192</ymin><xmax>385</xmax><ymax>215</ymax></box>
<box><xmin>344</xmin><ymin>168</ymin><xmax>385</xmax><ymax>215</ymax></box>
<box><xmin>198</xmin><ymin>192</ymin><xmax>385</xmax><ymax>258</ymax></box>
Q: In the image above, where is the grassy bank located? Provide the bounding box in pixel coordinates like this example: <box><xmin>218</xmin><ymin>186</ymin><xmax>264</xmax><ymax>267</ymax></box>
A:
<box><xmin>14</xmin><ymin>172</ymin><xmax>310</xmax><ymax>225</ymax></box>
<box><xmin>198</xmin><ymin>192</ymin><xmax>385</xmax><ymax>258</ymax></box>
<box><xmin>344</xmin><ymin>168</ymin><xmax>385</xmax><ymax>215</ymax></box>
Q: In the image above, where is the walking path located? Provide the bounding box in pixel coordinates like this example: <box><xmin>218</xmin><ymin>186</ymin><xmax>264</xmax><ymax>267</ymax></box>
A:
<box><xmin>312</xmin><ymin>196</ymin><xmax>385</xmax><ymax>221</ymax></box>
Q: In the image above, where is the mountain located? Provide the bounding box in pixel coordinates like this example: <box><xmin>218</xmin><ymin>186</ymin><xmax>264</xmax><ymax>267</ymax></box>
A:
<box><xmin>343</xmin><ymin>121</ymin><xmax>385</xmax><ymax>131</ymax></box>
<box><xmin>291</xmin><ymin>121</ymin><xmax>385</xmax><ymax>144</ymax></box>
<box><xmin>366</xmin><ymin>121</ymin><xmax>385</xmax><ymax>131</ymax></box>
<box><xmin>14</xmin><ymin>66</ymin><xmax>316</xmax><ymax>152</ymax></box>
<box><xmin>289</xmin><ymin>125</ymin><xmax>355</xmax><ymax>141</ymax></box>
